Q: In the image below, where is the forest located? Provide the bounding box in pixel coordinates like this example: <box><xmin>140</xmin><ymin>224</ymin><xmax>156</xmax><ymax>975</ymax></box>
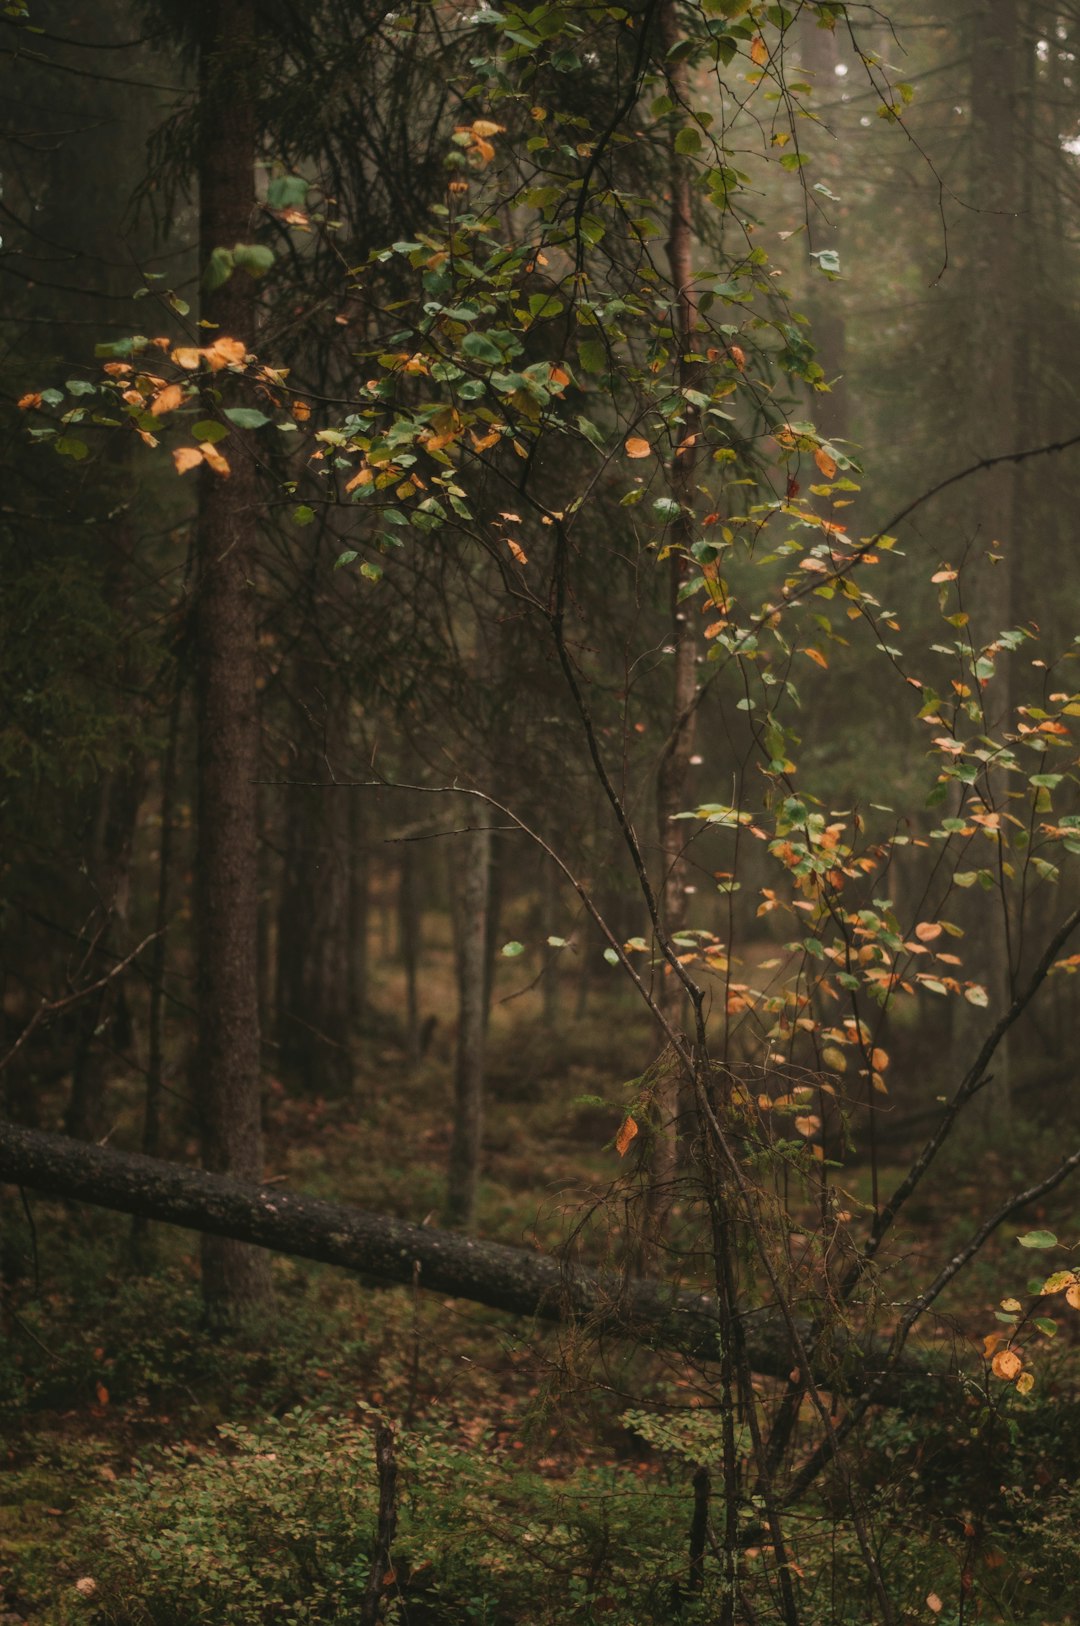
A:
<box><xmin>3</xmin><ymin>0</ymin><xmax>1080</xmax><ymax>1621</ymax></box>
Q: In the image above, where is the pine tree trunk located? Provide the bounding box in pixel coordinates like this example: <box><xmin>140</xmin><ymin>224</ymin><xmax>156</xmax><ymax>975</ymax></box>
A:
<box><xmin>445</xmin><ymin>822</ymin><xmax>491</xmax><ymax>1227</ymax></box>
<box><xmin>194</xmin><ymin>0</ymin><xmax>273</xmax><ymax>1320</ymax></box>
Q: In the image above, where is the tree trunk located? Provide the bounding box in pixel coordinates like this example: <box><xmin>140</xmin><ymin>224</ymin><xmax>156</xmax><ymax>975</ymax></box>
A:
<box><xmin>276</xmin><ymin>687</ymin><xmax>353</xmax><ymax>1097</ymax></box>
<box><xmin>951</xmin><ymin>0</ymin><xmax>1022</xmax><ymax>1131</ymax></box>
<box><xmin>194</xmin><ymin>0</ymin><xmax>273</xmax><ymax>1319</ymax></box>
<box><xmin>445</xmin><ymin>822</ymin><xmax>491</xmax><ymax>1227</ymax></box>
<box><xmin>398</xmin><ymin>842</ymin><xmax>422</xmax><ymax>1067</ymax></box>
<box><xmin>650</xmin><ymin>0</ymin><xmax>702</xmax><ymax>1215</ymax></box>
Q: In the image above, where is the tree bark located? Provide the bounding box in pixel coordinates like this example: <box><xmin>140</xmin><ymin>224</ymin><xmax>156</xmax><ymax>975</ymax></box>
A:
<box><xmin>445</xmin><ymin>822</ymin><xmax>491</xmax><ymax>1227</ymax></box>
<box><xmin>650</xmin><ymin>0</ymin><xmax>702</xmax><ymax>1217</ymax></box>
<box><xmin>194</xmin><ymin>0</ymin><xmax>273</xmax><ymax>1319</ymax></box>
<box><xmin>0</xmin><ymin>1118</ymin><xmax>942</xmax><ymax>1404</ymax></box>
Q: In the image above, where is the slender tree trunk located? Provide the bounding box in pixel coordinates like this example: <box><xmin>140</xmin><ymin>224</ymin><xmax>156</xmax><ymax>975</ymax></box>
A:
<box><xmin>194</xmin><ymin>0</ymin><xmax>273</xmax><ymax>1319</ymax></box>
<box><xmin>954</xmin><ymin>0</ymin><xmax>1022</xmax><ymax>1131</ymax></box>
<box><xmin>399</xmin><ymin>842</ymin><xmax>422</xmax><ymax>1067</ymax></box>
<box><xmin>349</xmin><ymin>791</ymin><xmax>371</xmax><ymax>1021</ymax></box>
<box><xmin>65</xmin><ymin>762</ymin><xmax>143</xmax><ymax>1141</ymax></box>
<box><xmin>801</xmin><ymin>13</ymin><xmax>849</xmax><ymax>444</ymax></box>
<box><xmin>276</xmin><ymin>683</ymin><xmax>353</xmax><ymax>1097</ymax></box>
<box><xmin>651</xmin><ymin>0</ymin><xmax>702</xmax><ymax>1211</ymax></box>
<box><xmin>445</xmin><ymin>822</ymin><xmax>491</xmax><ymax>1228</ymax></box>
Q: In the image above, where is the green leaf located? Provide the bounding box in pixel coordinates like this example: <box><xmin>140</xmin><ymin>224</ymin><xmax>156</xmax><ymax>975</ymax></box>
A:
<box><xmin>461</xmin><ymin>331</ymin><xmax>504</xmax><ymax>365</ymax></box>
<box><xmin>603</xmin><ymin>947</ymin><xmax>620</xmax><ymax>965</ymax></box>
<box><xmin>1018</xmin><ymin>1230</ymin><xmax>1059</xmax><ymax>1249</ymax></box>
<box><xmin>334</xmin><ymin>548</ymin><xmax>358</xmax><ymax>567</ymax></box>
<box><xmin>1034</xmin><ymin>1317</ymin><xmax>1058</xmax><ymax>1337</ymax></box>
<box><xmin>652</xmin><ymin>496</ymin><xmax>682</xmax><ymax>520</ymax></box>
<box><xmin>266</xmin><ymin>174</ymin><xmax>309</xmax><ymax>210</ymax></box>
<box><xmin>192</xmin><ymin>419</ymin><xmax>230</xmax><ymax>443</ymax></box>
<box><xmin>546</xmin><ymin>935</ymin><xmax>568</xmax><ymax>948</ymax></box>
<box><xmin>65</xmin><ymin>379</ymin><xmax>97</xmax><ymax>397</ymax></box>
<box><xmin>501</xmin><ymin>940</ymin><xmax>526</xmax><ymax>957</ymax></box>
<box><xmin>577</xmin><ymin>338</ymin><xmax>607</xmax><ymax>375</ymax></box>
<box><xmin>54</xmin><ymin>435</ymin><xmax>88</xmax><ymax>460</ymax></box>
<box><xmin>223</xmin><ymin>407</ymin><xmax>272</xmax><ymax>429</ymax></box>
<box><xmin>293</xmin><ymin>506</ymin><xmax>316</xmax><ymax>527</ymax></box>
<box><xmin>674</xmin><ymin>126</ymin><xmax>702</xmax><ymax>156</ymax></box>
<box><xmin>231</xmin><ymin>243</ymin><xmax>275</xmax><ymax>279</ymax></box>
<box><xmin>359</xmin><ymin>560</ymin><xmax>383</xmax><ymax>581</ymax></box>
<box><xmin>203</xmin><ymin>246</ymin><xmax>235</xmax><ymax>291</ymax></box>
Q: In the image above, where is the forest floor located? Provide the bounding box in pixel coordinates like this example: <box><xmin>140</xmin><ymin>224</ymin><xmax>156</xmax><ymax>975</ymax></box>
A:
<box><xmin>2</xmin><ymin>940</ymin><xmax>1079</xmax><ymax>1624</ymax></box>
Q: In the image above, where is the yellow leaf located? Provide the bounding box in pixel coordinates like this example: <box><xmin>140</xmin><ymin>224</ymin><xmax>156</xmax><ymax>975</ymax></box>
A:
<box><xmin>1016</xmin><ymin>1371</ymin><xmax>1035</xmax><ymax>1395</ymax></box>
<box><xmin>470</xmin><ymin>119</ymin><xmax>505</xmax><ymax>139</ymax></box>
<box><xmin>624</xmin><ymin>436</ymin><xmax>652</xmax><ymax>458</ymax></box>
<box><xmin>171</xmin><ymin>347</ymin><xmax>202</xmax><ymax>369</ymax></box>
<box><xmin>172</xmin><ymin>446</ymin><xmax>204</xmax><ymax>474</ymax></box>
<box><xmin>1000</xmin><ymin>1298</ymin><xmax>1022</xmax><ymax>1313</ymax></box>
<box><xmin>750</xmin><ymin>34</ymin><xmax>768</xmax><ymax>66</ymax></box>
<box><xmin>199</xmin><ymin>441</ymin><xmax>231</xmax><ymax>477</ymax></box>
<box><xmin>150</xmin><ymin>383</ymin><xmax>185</xmax><ymax>417</ymax></box>
<box><xmin>991</xmin><ymin>1349</ymin><xmax>1021</xmax><ymax>1381</ymax></box>
<box><xmin>814</xmin><ymin>447</ymin><xmax>838</xmax><ymax>479</ymax></box>
<box><xmin>615</xmin><ymin>1116</ymin><xmax>638</xmax><ymax>1157</ymax></box>
<box><xmin>981</xmin><ymin>1331</ymin><xmax>1003</xmax><ymax>1358</ymax></box>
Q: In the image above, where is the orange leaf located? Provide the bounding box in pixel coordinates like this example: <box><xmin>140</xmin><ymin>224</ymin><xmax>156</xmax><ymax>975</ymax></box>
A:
<box><xmin>1066</xmin><ymin>1283</ymin><xmax>1080</xmax><ymax>1310</ymax></box>
<box><xmin>926</xmin><ymin>1595</ymin><xmax>943</xmax><ymax>1615</ymax></box>
<box><xmin>506</xmin><ymin>539</ymin><xmax>528</xmax><ymax>565</ymax></box>
<box><xmin>171</xmin><ymin>347</ymin><xmax>202</xmax><ymax>369</ymax></box>
<box><xmin>914</xmin><ymin>922</ymin><xmax>942</xmax><ymax>943</ymax></box>
<box><xmin>345</xmin><ymin>467</ymin><xmax>372</xmax><ymax>493</ymax></box>
<box><xmin>199</xmin><ymin>441</ymin><xmax>231</xmax><ymax>477</ymax></box>
<box><xmin>150</xmin><ymin>383</ymin><xmax>185</xmax><ymax>417</ymax></box>
<box><xmin>17</xmin><ymin>392</ymin><xmax>42</xmax><ymax>411</ymax></box>
<box><xmin>207</xmin><ymin>336</ymin><xmax>247</xmax><ymax>367</ymax></box>
<box><xmin>624</xmin><ymin>436</ymin><xmax>652</xmax><ymax>458</ymax></box>
<box><xmin>291</xmin><ymin>399</ymin><xmax>311</xmax><ymax>422</ymax></box>
<box><xmin>549</xmin><ymin>365</ymin><xmax>570</xmax><ymax>390</ymax></box>
<box><xmin>172</xmin><ymin>446</ymin><xmax>204</xmax><ymax>474</ymax></box>
<box><xmin>871</xmin><ymin>1047</ymin><xmax>889</xmax><ymax>1072</ymax></box>
<box><xmin>981</xmin><ymin>1331</ymin><xmax>1003</xmax><ymax>1358</ymax></box>
<box><xmin>95</xmin><ymin>1382</ymin><xmax>109</xmax><ymax>1407</ymax></box>
<box><xmin>814</xmin><ymin>447</ymin><xmax>838</xmax><ymax>479</ymax></box>
<box><xmin>728</xmin><ymin>344</ymin><xmax>747</xmax><ymax>371</ymax></box>
<box><xmin>802</xmin><ymin>647</ymin><xmax>828</xmax><ymax>669</ymax></box>
<box><xmin>991</xmin><ymin>1349</ymin><xmax>1021</xmax><ymax>1382</ymax></box>
<box><xmin>615</xmin><ymin>1116</ymin><xmax>638</xmax><ymax>1157</ymax></box>
<box><xmin>750</xmin><ymin>34</ymin><xmax>768</xmax><ymax>66</ymax></box>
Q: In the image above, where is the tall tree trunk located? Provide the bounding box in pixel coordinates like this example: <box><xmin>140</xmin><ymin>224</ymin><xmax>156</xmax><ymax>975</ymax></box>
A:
<box><xmin>194</xmin><ymin>0</ymin><xmax>273</xmax><ymax>1319</ymax></box>
<box><xmin>801</xmin><ymin>13</ymin><xmax>849</xmax><ymax>444</ymax></box>
<box><xmin>651</xmin><ymin>0</ymin><xmax>702</xmax><ymax>1212</ymax></box>
<box><xmin>953</xmin><ymin>0</ymin><xmax>1022</xmax><ymax>1131</ymax></box>
<box><xmin>65</xmin><ymin>761</ymin><xmax>143</xmax><ymax>1141</ymax></box>
<box><xmin>276</xmin><ymin>681</ymin><xmax>353</xmax><ymax>1097</ymax></box>
<box><xmin>445</xmin><ymin>822</ymin><xmax>491</xmax><ymax>1228</ymax></box>
<box><xmin>399</xmin><ymin>842</ymin><xmax>422</xmax><ymax>1067</ymax></box>
<box><xmin>348</xmin><ymin>790</ymin><xmax>371</xmax><ymax>1022</ymax></box>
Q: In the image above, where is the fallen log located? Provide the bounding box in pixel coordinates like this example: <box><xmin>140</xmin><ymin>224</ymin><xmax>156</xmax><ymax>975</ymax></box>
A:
<box><xmin>0</xmin><ymin>1121</ymin><xmax>941</xmax><ymax>1401</ymax></box>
